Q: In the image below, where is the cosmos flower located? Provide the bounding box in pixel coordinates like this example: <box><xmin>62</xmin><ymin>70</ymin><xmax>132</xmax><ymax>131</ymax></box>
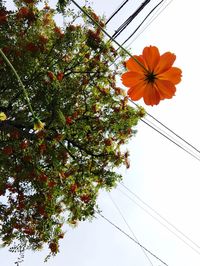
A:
<box><xmin>121</xmin><ymin>46</ymin><xmax>182</xmax><ymax>106</ymax></box>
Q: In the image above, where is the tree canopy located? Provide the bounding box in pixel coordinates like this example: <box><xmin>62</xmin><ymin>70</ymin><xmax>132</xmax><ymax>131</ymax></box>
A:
<box><xmin>0</xmin><ymin>0</ymin><xmax>144</xmax><ymax>261</ymax></box>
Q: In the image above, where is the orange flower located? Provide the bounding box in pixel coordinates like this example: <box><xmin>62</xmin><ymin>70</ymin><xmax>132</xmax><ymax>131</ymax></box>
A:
<box><xmin>121</xmin><ymin>46</ymin><xmax>182</xmax><ymax>106</ymax></box>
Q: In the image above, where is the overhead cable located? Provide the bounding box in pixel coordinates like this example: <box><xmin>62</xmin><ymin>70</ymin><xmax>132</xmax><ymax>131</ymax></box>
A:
<box><xmin>126</xmin><ymin>0</ymin><xmax>173</xmax><ymax>46</ymax></box>
<box><xmin>119</xmin><ymin>183</ymin><xmax>200</xmax><ymax>255</ymax></box>
<box><xmin>97</xmin><ymin>211</ymin><xmax>169</xmax><ymax>266</ymax></box>
<box><xmin>140</xmin><ymin>117</ymin><xmax>200</xmax><ymax>162</ymax></box>
<box><xmin>120</xmin><ymin>0</ymin><xmax>165</xmax><ymax>47</ymax></box>
<box><xmin>106</xmin><ymin>0</ymin><xmax>130</xmax><ymax>25</ymax></box>
<box><xmin>112</xmin><ymin>0</ymin><xmax>151</xmax><ymax>39</ymax></box>
<box><xmin>108</xmin><ymin>193</ymin><xmax>154</xmax><ymax>266</ymax></box>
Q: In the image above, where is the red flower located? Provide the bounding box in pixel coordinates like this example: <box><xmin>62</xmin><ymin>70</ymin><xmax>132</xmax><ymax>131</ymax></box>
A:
<box><xmin>39</xmin><ymin>143</ymin><xmax>46</xmax><ymax>154</ymax></box>
<box><xmin>49</xmin><ymin>242</ymin><xmax>58</xmax><ymax>253</ymax></box>
<box><xmin>80</xmin><ymin>194</ymin><xmax>91</xmax><ymax>203</ymax></box>
<box><xmin>17</xmin><ymin>7</ymin><xmax>30</xmax><ymax>18</ymax></box>
<box><xmin>47</xmin><ymin>71</ymin><xmax>55</xmax><ymax>80</ymax></box>
<box><xmin>22</xmin><ymin>155</ymin><xmax>32</xmax><ymax>162</ymax></box>
<box><xmin>3</xmin><ymin>146</ymin><xmax>13</xmax><ymax>155</ymax></box>
<box><xmin>48</xmin><ymin>181</ymin><xmax>56</xmax><ymax>187</ymax></box>
<box><xmin>20</xmin><ymin>140</ymin><xmax>29</xmax><ymax>150</ymax></box>
<box><xmin>38</xmin><ymin>173</ymin><xmax>48</xmax><ymax>182</ymax></box>
<box><xmin>10</xmin><ymin>130</ymin><xmax>20</xmax><ymax>139</ymax></box>
<box><xmin>26</xmin><ymin>42</ymin><xmax>39</xmax><ymax>53</ymax></box>
<box><xmin>121</xmin><ymin>46</ymin><xmax>182</xmax><ymax>106</ymax></box>
<box><xmin>24</xmin><ymin>227</ymin><xmax>35</xmax><ymax>235</ymax></box>
<box><xmin>57</xmin><ymin>72</ymin><xmax>64</xmax><ymax>81</ymax></box>
<box><xmin>0</xmin><ymin>10</ymin><xmax>7</xmax><ymax>24</ymax></box>
<box><xmin>65</xmin><ymin>116</ymin><xmax>72</xmax><ymax>125</ymax></box>
<box><xmin>39</xmin><ymin>34</ymin><xmax>48</xmax><ymax>44</ymax></box>
<box><xmin>70</xmin><ymin>184</ymin><xmax>78</xmax><ymax>193</ymax></box>
<box><xmin>54</xmin><ymin>26</ymin><xmax>64</xmax><ymax>38</ymax></box>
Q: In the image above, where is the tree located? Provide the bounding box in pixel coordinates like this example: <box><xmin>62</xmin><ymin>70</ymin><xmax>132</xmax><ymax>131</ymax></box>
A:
<box><xmin>0</xmin><ymin>0</ymin><xmax>144</xmax><ymax>260</ymax></box>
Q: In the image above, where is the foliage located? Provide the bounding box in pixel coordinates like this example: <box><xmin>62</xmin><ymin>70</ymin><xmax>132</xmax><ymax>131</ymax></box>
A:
<box><xmin>0</xmin><ymin>0</ymin><xmax>144</xmax><ymax>260</ymax></box>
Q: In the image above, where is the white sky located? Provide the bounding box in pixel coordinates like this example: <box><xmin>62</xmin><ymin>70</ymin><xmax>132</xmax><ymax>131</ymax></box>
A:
<box><xmin>2</xmin><ymin>0</ymin><xmax>200</xmax><ymax>266</ymax></box>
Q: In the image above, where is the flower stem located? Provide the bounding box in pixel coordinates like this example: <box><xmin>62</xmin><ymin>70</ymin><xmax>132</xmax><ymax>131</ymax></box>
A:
<box><xmin>0</xmin><ymin>48</ymin><xmax>36</xmax><ymax>119</ymax></box>
<box><xmin>70</xmin><ymin>0</ymin><xmax>148</xmax><ymax>72</ymax></box>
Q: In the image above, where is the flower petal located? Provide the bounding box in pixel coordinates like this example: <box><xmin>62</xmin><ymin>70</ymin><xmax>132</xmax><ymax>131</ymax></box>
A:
<box><xmin>125</xmin><ymin>56</ymin><xmax>145</xmax><ymax>74</ymax></box>
<box><xmin>142</xmin><ymin>46</ymin><xmax>160</xmax><ymax>72</ymax></box>
<box><xmin>121</xmin><ymin>71</ymin><xmax>144</xmax><ymax>87</ymax></box>
<box><xmin>143</xmin><ymin>83</ymin><xmax>161</xmax><ymax>106</ymax></box>
<box><xmin>155</xmin><ymin>52</ymin><xmax>176</xmax><ymax>74</ymax></box>
<box><xmin>155</xmin><ymin>79</ymin><xmax>176</xmax><ymax>99</ymax></box>
<box><xmin>127</xmin><ymin>80</ymin><xmax>146</xmax><ymax>101</ymax></box>
<box><xmin>158</xmin><ymin>67</ymin><xmax>182</xmax><ymax>85</ymax></box>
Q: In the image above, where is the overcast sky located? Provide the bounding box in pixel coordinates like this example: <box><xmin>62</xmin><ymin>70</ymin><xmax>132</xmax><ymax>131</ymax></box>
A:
<box><xmin>2</xmin><ymin>0</ymin><xmax>200</xmax><ymax>266</ymax></box>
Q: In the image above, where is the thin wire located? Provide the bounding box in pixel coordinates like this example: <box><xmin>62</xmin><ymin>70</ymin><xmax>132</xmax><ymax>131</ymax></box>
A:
<box><xmin>126</xmin><ymin>0</ymin><xmax>173</xmax><ymax>46</ymax></box>
<box><xmin>111</xmin><ymin>0</ymin><xmax>168</xmax><ymax>63</ymax></box>
<box><xmin>120</xmin><ymin>183</ymin><xmax>200</xmax><ymax>254</ymax></box>
<box><xmin>112</xmin><ymin>0</ymin><xmax>151</xmax><ymax>39</ymax></box>
<box><xmin>97</xmin><ymin>212</ymin><xmax>169</xmax><ymax>266</ymax></box>
<box><xmin>110</xmin><ymin>0</ymin><xmax>171</xmax><ymax>65</ymax></box>
<box><xmin>145</xmin><ymin>110</ymin><xmax>200</xmax><ymax>154</ymax></box>
<box><xmin>108</xmin><ymin>193</ymin><xmax>154</xmax><ymax>266</ymax></box>
<box><xmin>120</xmin><ymin>0</ymin><xmax>165</xmax><ymax>47</ymax></box>
<box><xmin>140</xmin><ymin>118</ymin><xmax>200</xmax><ymax>162</ymax></box>
<box><xmin>142</xmin><ymin>116</ymin><xmax>200</xmax><ymax>160</ymax></box>
<box><xmin>106</xmin><ymin>0</ymin><xmax>130</xmax><ymax>25</ymax></box>
<box><xmin>117</xmin><ymin>187</ymin><xmax>200</xmax><ymax>257</ymax></box>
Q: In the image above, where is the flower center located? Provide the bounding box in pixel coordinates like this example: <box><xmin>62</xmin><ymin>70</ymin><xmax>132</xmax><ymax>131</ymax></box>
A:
<box><xmin>145</xmin><ymin>72</ymin><xmax>157</xmax><ymax>83</ymax></box>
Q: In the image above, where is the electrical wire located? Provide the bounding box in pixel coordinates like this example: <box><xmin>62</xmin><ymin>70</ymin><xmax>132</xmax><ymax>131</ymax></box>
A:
<box><xmin>126</xmin><ymin>0</ymin><xmax>173</xmax><ymax>46</ymax></box>
<box><xmin>106</xmin><ymin>0</ymin><xmax>130</xmax><ymax>25</ymax></box>
<box><xmin>140</xmin><ymin>117</ymin><xmax>200</xmax><ymax>162</ymax></box>
<box><xmin>97</xmin><ymin>211</ymin><xmax>169</xmax><ymax>266</ymax></box>
<box><xmin>112</xmin><ymin>0</ymin><xmax>151</xmax><ymax>39</ymax></box>
<box><xmin>119</xmin><ymin>183</ymin><xmax>200</xmax><ymax>255</ymax></box>
<box><xmin>120</xmin><ymin>0</ymin><xmax>165</xmax><ymax>47</ymax></box>
<box><xmin>110</xmin><ymin>0</ymin><xmax>168</xmax><ymax>64</ymax></box>
<box><xmin>108</xmin><ymin>193</ymin><xmax>155</xmax><ymax>266</ymax></box>
<box><xmin>143</xmin><ymin>116</ymin><xmax>200</xmax><ymax>160</ymax></box>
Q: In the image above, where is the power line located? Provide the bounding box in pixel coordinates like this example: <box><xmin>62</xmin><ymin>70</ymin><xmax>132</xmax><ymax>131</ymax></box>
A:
<box><xmin>143</xmin><ymin>116</ymin><xmax>200</xmax><ymax>158</ymax></box>
<box><xmin>112</xmin><ymin>0</ymin><xmax>151</xmax><ymax>39</ymax></box>
<box><xmin>109</xmin><ymin>0</ymin><xmax>171</xmax><ymax>66</ymax></box>
<box><xmin>140</xmin><ymin>117</ymin><xmax>200</xmax><ymax>162</ymax></box>
<box><xmin>126</xmin><ymin>0</ymin><xmax>173</xmax><ymax>46</ymax></box>
<box><xmin>106</xmin><ymin>0</ymin><xmax>130</xmax><ymax>25</ymax></box>
<box><xmin>97</xmin><ymin>211</ymin><xmax>169</xmax><ymax>266</ymax></box>
<box><xmin>120</xmin><ymin>0</ymin><xmax>165</xmax><ymax>47</ymax></box>
<box><xmin>108</xmin><ymin>193</ymin><xmax>154</xmax><ymax>266</ymax></box>
<box><xmin>143</xmin><ymin>107</ymin><xmax>200</xmax><ymax>155</ymax></box>
<box><xmin>119</xmin><ymin>183</ymin><xmax>200</xmax><ymax>255</ymax></box>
